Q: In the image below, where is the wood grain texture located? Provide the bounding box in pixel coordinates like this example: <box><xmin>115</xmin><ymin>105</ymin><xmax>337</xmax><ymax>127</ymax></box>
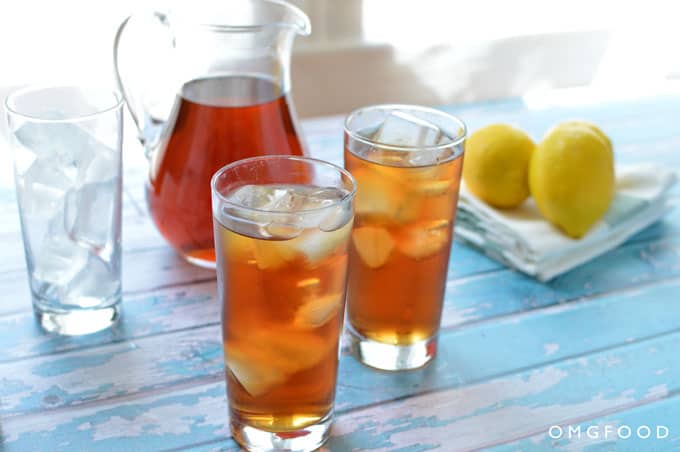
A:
<box><xmin>4</xmin><ymin>275</ymin><xmax>679</xmax><ymax>419</ymax></box>
<box><xmin>1</xmin><ymin>95</ymin><xmax>679</xmax><ymax>451</ymax></box>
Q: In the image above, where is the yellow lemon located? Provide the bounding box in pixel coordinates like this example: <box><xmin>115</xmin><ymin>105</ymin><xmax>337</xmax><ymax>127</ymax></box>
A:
<box><xmin>463</xmin><ymin>124</ymin><xmax>535</xmax><ymax>208</ymax></box>
<box><xmin>558</xmin><ymin>120</ymin><xmax>613</xmax><ymax>152</ymax></box>
<box><xmin>530</xmin><ymin>121</ymin><xmax>615</xmax><ymax>238</ymax></box>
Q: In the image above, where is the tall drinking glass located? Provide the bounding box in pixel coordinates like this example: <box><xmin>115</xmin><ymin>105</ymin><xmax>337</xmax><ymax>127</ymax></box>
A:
<box><xmin>211</xmin><ymin>156</ymin><xmax>356</xmax><ymax>451</ymax></box>
<box><xmin>6</xmin><ymin>86</ymin><xmax>124</xmax><ymax>335</ymax></box>
<box><xmin>344</xmin><ymin>104</ymin><xmax>466</xmax><ymax>371</ymax></box>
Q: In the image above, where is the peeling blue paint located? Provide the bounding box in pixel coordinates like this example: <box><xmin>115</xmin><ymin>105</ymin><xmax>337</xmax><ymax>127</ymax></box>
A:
<box><xmin>32</xmin><ymin>354</ymin><xmax>118</xmax><ymax>377</ymax></box>
<box><xmin>0</xmin><ymin>292</ymin><xmax>212</xmax><ymax>362</ymax></box>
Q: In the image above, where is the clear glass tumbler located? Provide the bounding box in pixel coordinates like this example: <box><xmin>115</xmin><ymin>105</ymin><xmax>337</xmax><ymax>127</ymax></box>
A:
<box><xmin>6</xmin><ymin>85</ymin><xmax>124</xmax><ymax>335</ymax></box>
<box><xmin>344</xmin><ymin>104</ymin><xmax>466</xmax><ymax>371</ymax></box>
<box><xmin>211</xmin><ymin>156</ymin><xmax>356</xmax><ymax>452</ymax></box>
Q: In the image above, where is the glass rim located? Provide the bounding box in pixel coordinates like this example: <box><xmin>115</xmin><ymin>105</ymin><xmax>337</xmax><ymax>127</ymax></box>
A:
<box><xmin>167</xmin><ymin>0</ymin><xmax>310</xmax><ymax>36</ymax></box>
<box><xmin>4</xmin><ymin>84</ymin><xmax>124</xmax><ymax>123</ymax></box>
<box><xmin>211</xmin><ymin>155</ymin><xmax>357</xmax><ymax>216</ymax></box>
<box><xmin>344</xmin><ymin>104</ymin><xmax>467</xmax><ymax>152</ymax></box>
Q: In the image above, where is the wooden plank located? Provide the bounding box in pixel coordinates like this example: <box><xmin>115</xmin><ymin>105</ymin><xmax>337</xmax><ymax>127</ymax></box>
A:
<box><xmin>440</xmin><ymin>214</ymin><xmax>680</xmax><ymax>329</ymax></box>
<box><xmin>0</xmin><ymin>281</ymin><xmax>217</xmax><ymax>363</ymax></box>
<box><xmin>2</xmin><ymin>276</ymin><xmax>680</xmax><ymax>447</ymax></box>
<box><xmin>2</xmin><ymin>274</ymin><xmax>679</xmax><ymax>418</ymax></box>
<box><xmin>4</xmin><ymin>308</ymin><xmax>680</xmax><ymax>451</ymax></box>
<box><xmin>1</xmin><ymin>381</ymin><xmax>229</xmax><ymax>452</ymax></box>
<box><xmin>1</xmin><ymin>324</ymin><xmax>223</xmax><ymax>417</ymax></box>
<box><xmin>323</xmin><ymin>331</ymin><xmax>680</xmax><ymax>452</ymax></box>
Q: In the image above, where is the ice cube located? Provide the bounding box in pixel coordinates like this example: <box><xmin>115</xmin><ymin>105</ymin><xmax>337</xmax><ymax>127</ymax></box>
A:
<box><xmin>318</xmin><ymin>204</ymin><xmax>351</xmax><ymax>232</ymax></box>
<box><xmin>254</xmin><ymin>219</ymin><xmax>352</xmax><ymax>269</ymax></box>
<box><xmin>252</xmin><ymin>327</ymin><xmax>330</xmax><ymax>369</ymax></box>
<box><xmin>225</xmin><ymin>345</ymin><xmax>289</xmax><ymax>396</ymax></box>
<box><xmin>294</xmin><ymin>292</ymin><xmax>343</xmax><ymax>328</ymax></box>
<box><xmin>11</xmin><ymin>142</ymin><xmax>38</xmax><ymax>176</ymax></box>
<box><xmin>230</xmin><ymin>185</ymin><xmax>303</xmax><ymax>212</ymax></box>
<box><xmin>217</xmin><ymin>205</ymin><xmax>276</xmax><ymax>242</ymax></box>
<box><xmin>227</xmin><ymin>185</ymin><xmax>274</xmax><ymax>209</ymax></box>
<box><xmin>226</xmin><ymin>185</ymin><xmax>333</xmax><ymax>240</ymax></box>
<box><xmin>406</xmin><ymin>148</ymin><xmax>452</xmax><ymax>167</ymax></box>
<box><xmin>398</xmin><ymin>161</ymin><xmax>458</xmax><ymax>196</ymax></box>
<box><xmin>372</xmin><ymin>111</ymin><xmax>443</xmax><ymax>147</ymax></box>
<box><xmin>308</xmin><ymin>187</ymin><xmax>347</xmax><ymax>207</ymax></box>
<box><xmin>294</xmin><ymin>219</ymin><xmax>352</xmax><ymax>264</ymax></box>
<box><xmin>368</xmin><ymin>110</ymin><xmax>459</xmax><ymax>167</ymax></box>
<box><xmin>15</xmin><ymin>122</ymin><xmax>115</xmax><ymax>182</ymax></box>
<box><xmin>231</xmin><ymin>185</ymin><xmax>346</xmax><ymax>210</ymax></box>
<box><xmin>14</xmin><ymin>122</ymin><xmax>79</xmax><ymax>160</ymax></box>
<box><xmin>361</xmin><ymin>148</ymin><xmax>411</xmax><ymax>167</ymax></box>
<box><xmin>352</xmin><ymin>226</ymin><xmax>395</xmax><ymax>269</ymax></box>
<box><xmin>65</xmin><ymin>180</ymin><xmax>117</xmax><ymax>249</ymax></box>
<box><xmin>352</xmin><ymin>169</ymin><xmax>418</xmax><ymax>223</ymax></box>
<box><xmin>262</xmin><ymin>218</ymin><xmax>303</xmax><ymax>240</ymax></box>
<box><xmin>253</xmin><ymin>239</ymin><xmax>299</xmax><ymax>270</ymax></box>
<box><xmin>222</xmin><ymin>184</ymin><xmax>352</xmax><ymax>263</ymax></box>
<box><xmin>264</xmin><ymin>187</ymin><xmax>301</xmax><ymax>211</ymax></box>
<box><xmin>64</xmin><ymin>255</ymin><xmax>120</xmax><ymax>307</ymax></box>
<box><xmin>397</xmin><ymin>220</ymin><xmax>451</xmax><ymax>260</ymax></box>
<box><xmin>80</xmin><ymin>146</ymin><xmax>119</xmax><ymax>184</ymax></box>
<box><xmin>33</xmin><ymin>216</ymin><xmax>88</xmax><ymax>285</ymax></box>
<box><xmin>267</xmin><ymin>185</ymin><xmax>347</xmax><ymax>214</ymax></box>
<box><xmin>20</xmin><ymin>159</ymin><xmax>73</xmax><ymax>218</ymax></box>
<box><xmin>413</xmin><ymin>180</ymin><xmax>453</xmax><ymax>196</ymax></box>
<box><xmin>225</xmin><ymin>326</ymin><xmax>331</xmax><ymax>396</ymax></box>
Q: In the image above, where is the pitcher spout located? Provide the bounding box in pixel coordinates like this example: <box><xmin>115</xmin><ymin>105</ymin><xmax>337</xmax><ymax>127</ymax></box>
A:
<box><xmin>275</xmin><ymin>0</ymin><xmax>311</xmax><ymax>37</ymax></box>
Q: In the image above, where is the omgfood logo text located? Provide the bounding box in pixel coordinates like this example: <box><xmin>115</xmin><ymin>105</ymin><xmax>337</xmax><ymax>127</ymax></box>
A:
<box><xmin>548</xmin><ymin>424</ymin><xmax>669</xmax><ymax>440</ymax></box>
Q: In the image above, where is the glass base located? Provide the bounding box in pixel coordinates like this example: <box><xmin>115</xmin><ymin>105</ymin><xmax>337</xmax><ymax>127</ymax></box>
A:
<box><xmin>231</xmin><ymin>411</ymin><xmax>332</xmax><ymax>452</ymax></box>
<box><xmin>347</xmin><ymin>325</ymin><xmax>438</xmax><ymax>371</ymax></box>
<box><xmin>34</xmin><ymin>302</ymin><xmax>121</xmax><ymax>336</ymax></box>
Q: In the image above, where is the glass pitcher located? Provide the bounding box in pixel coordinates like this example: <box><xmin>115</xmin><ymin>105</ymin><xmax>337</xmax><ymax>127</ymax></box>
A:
<box><xmin>114</xmin><ymin>0</ymin><xmax>311</xmax><ymax>268</ymax></box>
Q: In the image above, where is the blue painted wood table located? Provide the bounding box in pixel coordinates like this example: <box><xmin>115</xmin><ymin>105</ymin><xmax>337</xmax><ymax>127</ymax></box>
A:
<box><xmin>1</xmin><ymin>95</ymin><xmax>680</xmax><ymax>451</ymax></box>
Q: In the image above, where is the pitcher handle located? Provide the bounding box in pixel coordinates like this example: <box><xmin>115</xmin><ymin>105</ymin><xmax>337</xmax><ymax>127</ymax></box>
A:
<box><xmin>113</xmin><ymin>11</ymin><xmax>172</xmax><ymax>158</ymax></box>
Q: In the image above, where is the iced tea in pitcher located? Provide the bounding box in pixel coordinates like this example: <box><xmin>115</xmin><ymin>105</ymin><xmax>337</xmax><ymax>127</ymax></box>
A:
<box><xmin>211</xmin><ymin>156</ymin><xmax>356</xmax><ymax>452</ymax></box>
<box><xmin>344</xmin><ymin>106</ymin><xmax>466</xmax><ymax>371</ymax></box>
<box><xmin>148</xmin><ymin>76</ymin><xmax>306</xmax><ymax>266</ymax></box>
<box><xmin>113</xmin><ymin>0</ymin><xmax>312</xmax><ymax>268</ymax></box>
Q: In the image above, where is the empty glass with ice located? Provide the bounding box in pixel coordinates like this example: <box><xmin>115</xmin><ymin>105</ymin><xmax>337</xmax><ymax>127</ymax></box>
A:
<box><xmin>211</xmin><ymin>156</ymin><xmax>356</xmax><ymax>452</ymax></box>
<box><xmin>344</xmin><ymin>105</ymin><xmax>466</xmax><ymax>371</ymax></box>
<box><xmin>6</xmin><ymin>86</ymin><xmax>123</xmax><ymax>335</ymax></box>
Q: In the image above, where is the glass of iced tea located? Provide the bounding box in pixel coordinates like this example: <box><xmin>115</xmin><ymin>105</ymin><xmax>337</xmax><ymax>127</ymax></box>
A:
<box><xmin>343</xmin><ymin>105</ymin><xmax>466</xmax><ymax>371</ymax></box>
<box><xmin>211</xmin><ymin>156</ymin><xmax>356</xmax><ymax>451</ymax></box>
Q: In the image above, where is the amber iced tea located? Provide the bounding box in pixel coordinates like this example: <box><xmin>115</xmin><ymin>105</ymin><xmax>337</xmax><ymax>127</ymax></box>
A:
<box><xmin>148</xmin><ymin>76</ymin><xmax>306</xmax><ymax>267</ymax></box>
<box><xmin>345</xmin><ymin>151</ymin><xmax>462</xmax><ymax>341</ymax></box>
<box><xmin>212</xmin><ymin>157</ymin><xmax>355</xmax><ymax>451</ymax></box>
<box><xmin>344</xmin><ymin>106</ymin><xmax>466</xmax><ymax>371</ymax></box>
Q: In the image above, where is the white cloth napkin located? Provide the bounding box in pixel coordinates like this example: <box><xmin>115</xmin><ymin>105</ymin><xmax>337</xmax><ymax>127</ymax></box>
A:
<box><xmin>455</xmin><ymin>164</ymin><xmax>678</xmax><ymax>281</ymax></box>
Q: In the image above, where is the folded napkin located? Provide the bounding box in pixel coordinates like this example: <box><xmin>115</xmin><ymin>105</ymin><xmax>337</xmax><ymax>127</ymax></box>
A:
<box><xmin>455</xmin><ymin>164</ymin><xmax>678</xmax><ymax>281</ymax></box>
